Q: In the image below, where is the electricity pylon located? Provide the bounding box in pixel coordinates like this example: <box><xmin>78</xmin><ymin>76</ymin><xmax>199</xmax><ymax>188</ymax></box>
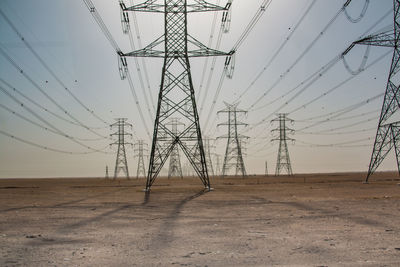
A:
<box><xmin>134</xmin><ymin>140</ymin><xmax>148</xmax><ymax>179</ymax></box>
<box><xmin>110</xmin><ymin>118</ymin><xmax>133</xmax><ymax>179</ymax></box>
<box><xmin>105</xmin><ymin>165</ymin><xmax>109</xmax><ymax>179</ymax></box>
<box><xmin>214</xmin><ymin>154</ymin><xmax>221</xmax><ymax>176</ymax></box>
<box><xmin>218</xmin><ymin>102</ymin><xmax>248</xmax><ymax>177</ymax></box>
<box><xmin>121</xmin><ymin>0</ymin><xmax>233</xmax><ymax>191</ymax></box>
<box><xmin>271</xmin><ymin>114</ymin><xmax>294</xmax><ymax>176</ymax></box>
<box><xmin>265</xmin><ymin>161</ymin><xmax>268</xmax><ymax>176</ymax></box>
<box><xmin>203</xmin><ymin>136</ymin><xmax>215</xmax><ymax>177</ymax></box>
<box><xmin>167</xmin><ymin>118</ymin><xmax>184</xmax><ymax>178</ymax></box>
<box><xmin>347</xmin><ymin>0</ymin><xmax>400</xmax><ymax>182</ymax></box>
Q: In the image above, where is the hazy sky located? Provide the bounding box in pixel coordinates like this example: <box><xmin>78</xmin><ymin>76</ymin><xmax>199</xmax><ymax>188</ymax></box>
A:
<box><xmin>0</xmin><ymin>0</ymin><xmax>397</xmax><ymax>178</ymax></box>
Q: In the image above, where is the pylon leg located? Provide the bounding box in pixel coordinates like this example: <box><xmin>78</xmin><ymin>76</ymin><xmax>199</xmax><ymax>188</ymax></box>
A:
<box><xmin>366</xmin><ymin>125</ymin><xmax>393</xmax><ymax>182</ymax></box>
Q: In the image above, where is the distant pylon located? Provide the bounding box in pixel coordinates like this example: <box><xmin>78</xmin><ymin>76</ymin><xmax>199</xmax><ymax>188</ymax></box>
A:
<box><xmin>271</xmin><ymin>114</ymin><xmax>294</xmax><ymax>176</ymax></box>
<box><xmin>218</xmin><ymin>102</ymin><xmax>248</xmax><ymax>177</ymax></box>
<box><xmin>105</xmin><ymin>165</ymin><xmax>109</xmax><ymax>179</ymax></box>
<box><xmin>121</xmin><ymin>1</ymin><xmax>233</xmax><ymax>191</ymax></box>
<box><xmin>214</xmin><ymin>154</ymin><xmax>221</xmax><ymax>176</ymax></box>
<box><xmin>265</xmin><ymin>161</ymin><xmax>268</xmax><ymax>176</ymax></box>
<box><xmin>347</xmin><ymin>0</ymin><xmax>400</xmax><ymax>182</ymax></box>
<box><xmin>134</xmin><ymin>140</ymin><xmax>148</xmax><ymax>179</ymax></box>
<box><xmin>203</xmin><ymin>137</ymin><xmax>215</xmax><ymax>177</ymax></box>
<box><xmin>110</xmin><ymin>118</ymin><xmax>132</xmax><ymax>179</ymax></box>
<box><xmin>167</xmin><ymin>118</ymin><xmax>184</xmax><ymax>179</ymax></box>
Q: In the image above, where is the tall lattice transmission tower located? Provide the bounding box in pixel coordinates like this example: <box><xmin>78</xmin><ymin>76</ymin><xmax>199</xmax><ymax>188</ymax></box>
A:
<box><xmin>134</xmin><ymin>140</ymin><xmax>148</xmax><ymax>179</ymax></box>
<box><xmin>110</xmin><ymin>118</ymin><xmax>133</xmax><ymax>179</ymax></box>
<box><xmin>203</xmin><ymin>137</ymin><xmax>215</xmax><ymax>177</ymax></box>
<box><xmin>121</xmin><ymin>0</ymin><xmax>233</xmax><ymax>191</ymax></box>
<box><xmin>345</xmin><ymin>0</ymin><xmax>400</xmax><ymax>182</ymax></box>
<box><xmin>218</xmin><ymin>102</ymin><xmax>248</xmax><ymax>177</ymax></box>
<box><xmin>271</xmin><ymin>114</ymin><xmax>294</xmax><ymax>176</ymax></box>
<box><xmin>167</xmin><ymin>118</ymin><xmax>184</xmax><ymax>178</ymax></box>
<box><xmin>265</xmin><ymin>161</ymin><xmax>268</xmax><ymax>176</ymax></box>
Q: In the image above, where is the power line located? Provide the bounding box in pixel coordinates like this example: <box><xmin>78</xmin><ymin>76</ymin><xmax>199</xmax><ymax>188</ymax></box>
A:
<box><xmin>295</xmin><ymin>136</ymin><xmax>372</xmax><ymax>147</ymax></box>
<box><xmin>286</xmin><ymin>50</ymin><xmax>391</xmax><ymax>114</ymax></box>
<box><xmin>0</xmin><ymin>78</ymin><xmax>107</xmax><ymax>130</ymax></box>
<box><xmin>297</xmin><ymin>109</ymin><xmax>380</xmax><ymax>123</ymax></box>
<box><xmin>297</xmin><ymin>93</ymin><xmax>383</xmax><ymax>122</ymax></box>
<box><xmin>297</xmin><ymin>127</ymin><xmax>376</xmax><ymax>136</ymax></box>
<box><xmin>298</xmin><ymin>116</ymin><xmax>377</xmax><ymax>133</ymax></box>
<box><xmin>129</xmin><ymin>1</ymin><xmax>156</xmax><ymax>106</ymax></box>
<box><xmin>0</xmin><ymin>84</ymin><xmax>110</xmax><ymax>153</ymax></box>
<box><xmin>0</xmin><ymin>8</ymin><xmax>110</xmax><ymax>126</ymax></box>
<box><xmin>247</xmin><ymin>1</ymin><xmax>357</xmax><ymax>111</ymax></box>
<box><xmin>0</xmin><ymin>45</ymin><xmax>108</xmax><ymax>139</ymax></box>
<box><xmin>0</xmin><ymin>102</ymin><xmax>106</xmax><ymax>142</ymax></box>
<box><xmin>201</xmin><ymin>0</ymin><xmax>272</xmax><ymax>130</ymax></box>
<box><xmin>121</xmin><ymin>0</ymin><xmax>156</xmax><ymax>116</ymax></box>
<box><xmin>245</xmin><ymin>49</ymin><xmax>390</xmax><ymax>135</ymax></box>
<box><xmin>0</xmin><ymin>129</ymin><xmax>109</xmax><ymax>155</ymax></box>
<box><xmin>82</xmin><ymin>0</ymin><xmax>152</xmax><ymax>140</ymax></box>
<box><xmin>197</xmin><ymin>0</ymin><xmax>221</xmax><ymax>100</ymax></box>
<box><xmin>235</xmin><ymin>0</ymin><xmax>317</xmax><ymax>101</ymax></box>
<box><xmin>83</xmin><ymin>0</ymin><xmax>122</xmax><ymax>52</ymax></box>
<box><xmin>231</xmin><ymin>0</ymin><xmax>272</xmax><ymax>52</ymax></box>
<box><xmin>246</xmin><ymin>7</ymin><xmax>392</xmax><ymax>117</ymax></box>
<box><xmin>344</xmin><ymin>0</ymin><xmax>369</xmax><ymax>23</ymax></box>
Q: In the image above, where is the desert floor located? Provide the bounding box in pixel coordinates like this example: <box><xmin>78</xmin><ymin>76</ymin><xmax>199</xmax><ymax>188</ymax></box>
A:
<box><xmin>0</xmin><ymin>172</ymin><xmax>399</xmax><ymax>266</ymax></box>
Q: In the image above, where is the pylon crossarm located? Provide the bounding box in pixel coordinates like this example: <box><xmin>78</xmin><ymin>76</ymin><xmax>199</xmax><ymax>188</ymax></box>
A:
<box><xmin>186</xmin><ymin>1</ymin><xmax>228</xmax><ymax>13</ymax></box>
<box><xmin>125</xmin><ymin>0</ymin><xmax>164</xmax><ymax>12</ymax></box>
<box><xmin>125</xmin><ymin>0</ymin><xmax>228</xmax><ymax>13</ymax></box>
<box><xmin>187</xmin><ymin>35</ymin><xmax>231</xmax><ymax>57</ymax></box>
<box><xmin>354</xmin><ymin>31</ymin><xmax>395</xmax><ymax>48</ymax></box>
<box><xmin>124</xmin><ymin>35</ymin><xmax>165</xmax><ymax>57</ymax></box>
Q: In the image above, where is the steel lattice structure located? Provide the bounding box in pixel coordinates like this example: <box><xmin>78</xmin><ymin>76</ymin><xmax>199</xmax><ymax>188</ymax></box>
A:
<box><xmin>218</xmin><ymin>102</ymin><xmax>248</xmax><ymax>177</ymax></box>
<box><xmin>110</xmin><ymin>118</ymin><xmax>133</xmax><ymax>179</ymax></box>
<box><xmin>167</xmin><ymin>118</ymin><xmax>184</xmax><ymax>178</ymax></box>
<box><xmin>265</xmin><ymin>160</ymin><xmax>268</xmax><ymax>176</ymax></box>
<box><xmin>122</xmin><ymin>0</ymin><xmax>232</xmax><ymax>191</ymax></box>
<box><xmin>347</xmin><ymin>0</ymin><xmax>400</xmax><ymax>182</ymax></box>
<box><xmin>203</xmin><ymin>137</ymin><xmax>215</xmax><ymax>177</ymax></box>
<box><xmin>134</xmin><ymin>140</ymin><xmax>148</xmax><ymax>178</ymax></box>
<box><xmin>271</xmin><ymin>114</ymin><xmax>294</xmax><ymax>176</ymax></box>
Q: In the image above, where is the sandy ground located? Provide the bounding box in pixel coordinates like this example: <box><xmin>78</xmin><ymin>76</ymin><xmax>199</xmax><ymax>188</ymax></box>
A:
<box><xmin>0</xmin><ymin>172</ymin><xmax>399</xmax><ymax>266</ymax></box>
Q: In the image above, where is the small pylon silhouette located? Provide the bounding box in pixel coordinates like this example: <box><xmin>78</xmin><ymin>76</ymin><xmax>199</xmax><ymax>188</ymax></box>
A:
<box><xmin>110</xmin><ymin>118</ymin><xmax>132</xmax><ymax>179</ymax></box>
<box><xmin>218</xmin><ymin>102</ymin><xmax>248</xmax><ymax>177</ymax></box>
<box><xmin>265</xmin><ymin>161</ymin><xmax>268</xmax><ymax>176</ymax></box>
<box><xmin>134</xmin><ymin>140</ymin><xmax>148</xmax><ymax>179</ymax></box>
<box><xmin>271</xmin><ymin>114</ymin><xmax>294</xmax><ymax>176</ymax></box>
<box><xmin>214</xmin><ymin>154</ymin><xmax>221</xmax><ymax>176</ymax></box>
<box><xmin>167</xmin><ymin>118</ymin><xmax>184</xmax><ymax>178</ymax></box>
